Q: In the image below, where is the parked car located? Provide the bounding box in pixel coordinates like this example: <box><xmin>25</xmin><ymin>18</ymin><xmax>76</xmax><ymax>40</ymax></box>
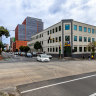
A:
<box><xmin>20</xmin><ymin>52</ymin><xmax>26</xmax><ymax>56</ymax></box>
<box><xmin>26</xmin><ymin>53</ymin><xmax>32</xmax><ymax>57</ymax></box>
<box><xmin>32</xmin><ymin>52</ymin><xmax>37</xmax><ymax>56</ymax></box>
<box><xmin>14</xmin><ymin>52</ymin><xmax>18</xmax><ymax>55</ymax></box>
<box><xmin>37</xmin><ymin>54</ymin><xmax>50</xmax><ymax>62</ymax></box>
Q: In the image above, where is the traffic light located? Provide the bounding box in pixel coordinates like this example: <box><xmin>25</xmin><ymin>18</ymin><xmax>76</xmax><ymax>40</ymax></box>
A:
<box><xmin>59</xmin><ymin>46</ymin><xmax>61</xmax><ymax>51</ymax></box>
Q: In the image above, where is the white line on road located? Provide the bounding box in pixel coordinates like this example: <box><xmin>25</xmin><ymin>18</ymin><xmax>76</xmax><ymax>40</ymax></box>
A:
<box><xmin>21</xmin><ymin>74</ymin><xmax>96</xmax><ymax>94</ymax></box>
<box><xmin>89</xmin><ymin>93</ymin><xmax>96</xmax><ymax>96</ymax></box>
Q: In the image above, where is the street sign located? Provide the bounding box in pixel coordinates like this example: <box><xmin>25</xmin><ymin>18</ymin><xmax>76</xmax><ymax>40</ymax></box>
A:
<box><xmin>65</xmin><ymin>41</ymin><xmax>70</xmax><ymax>46</ymax></box>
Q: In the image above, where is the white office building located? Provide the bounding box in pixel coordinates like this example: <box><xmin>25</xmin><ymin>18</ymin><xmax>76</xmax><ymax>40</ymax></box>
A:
<box><xmin>28</xmin><ymin>19</ymin><xmax>96</xmax><ymax>58</ymax></box>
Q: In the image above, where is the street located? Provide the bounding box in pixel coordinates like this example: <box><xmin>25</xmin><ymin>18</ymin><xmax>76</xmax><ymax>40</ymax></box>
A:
<box><xmin>0</xmin><ymin>52</ymin><xmax>96</xmax><ymax>95</ymax></box>
<box><xmin>17</xmin><ymin>72</ymin><xmax>96</xmax><ymax>96</ymax></box>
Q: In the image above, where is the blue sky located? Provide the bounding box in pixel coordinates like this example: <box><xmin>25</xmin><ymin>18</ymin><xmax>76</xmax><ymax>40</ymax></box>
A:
<box><xmin>0</xmin><ymin>0</ymin><xmax>96</xmax><ymax>45</ymax></box>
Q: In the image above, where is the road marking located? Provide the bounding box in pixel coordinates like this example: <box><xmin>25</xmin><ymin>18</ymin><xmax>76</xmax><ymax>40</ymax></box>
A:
<box><xmin>89</xmin><ymin>93</ymin><xmax>96</xmax><ymax>96</ymax></box>
<box><xmin>21</xmin><ymin>74</ymin><xmax>96</xmax><ymax>94</ymax></box>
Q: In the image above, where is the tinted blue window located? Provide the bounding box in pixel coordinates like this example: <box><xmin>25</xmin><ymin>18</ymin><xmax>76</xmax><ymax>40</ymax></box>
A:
<box><xmin>79</xmin><ymin>26</ymin><xmax>82</xmax><ymax>31</ymax></box>
<box><xmin>79</xmin><ymin>36</ymin><xmax>82</xmax><ymax>42</ymax></box>
<box><xmin>74</xmin><ymin>25</ymin><xmax>77</xmax><ymax>30</ymax></box>
<box><xmin>92</xmin><ymin>29</ymin><xmax>94</xmax><ymax>34</ymax></box>
<box><xmin>84</xmin><ymin>27</ymin><xmax>87</xmax><ymax>32</ymax></box>
<box><xmin>88</xmin><ymin>37</ymin><xmax>91</xmax><ymax>42</ymax></box>
<box><xmin>74</xmin><ymin>36</ymin><xmax>77</xmax><ymax>41</ymax></box>
<box><xmin>65</xmin><ymin>25</ymin><xmax>70</xmax><ymax>30</ymax></box>
<box><xmin>92</xmin><ymin>38</ymin><xmax>95</xmax><ymax>42</ymax></box>
<box><xmin>84</xmin><ymin>37</ymin><xmax>87</xmax><ymax>42</ymax></box>
<box><xmin>88</xmin><ymin>28</ymin><xmax>91</xmax><ymax>33</ymax></box>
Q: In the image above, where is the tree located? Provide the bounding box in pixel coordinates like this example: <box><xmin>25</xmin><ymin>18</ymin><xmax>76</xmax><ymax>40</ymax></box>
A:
<box><xmin>0</xmin><ymin>42</ymin><xmax>3</xmax><ymax>48</ymax></box>
<box><xmin>24</xmin><ymin>46</ymin><xmax>30</xmax><ymax>53</ymax></box>
<box><xmin>19</xmin><ymin>46</ymin><xmax>24</xmax><ymax>52</ymax></box>
<box><xmin>0</xmin><ymin>26</ymin><xmax>10</xmax><ymax>38</ymax></box>
<box><xmin>34</xmin><ymin>41</ymin><xmax>42</xmax><ymax>51</ymax></box>
<box><xmin>88</xmin><ymin>41</ymin><xmax>96</xmax><ymax>56</ymax></box>
<box><xmin>0</xmin><ymin>42</ymin><xmax>5</xmax><ymax>54</ymax></box>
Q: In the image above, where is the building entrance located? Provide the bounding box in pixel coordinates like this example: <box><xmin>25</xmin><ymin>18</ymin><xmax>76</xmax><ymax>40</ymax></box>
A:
<box><xmin>64</xmin><ymin>46</ymin><xmax>71</xmax><ymax>57</ymax></box>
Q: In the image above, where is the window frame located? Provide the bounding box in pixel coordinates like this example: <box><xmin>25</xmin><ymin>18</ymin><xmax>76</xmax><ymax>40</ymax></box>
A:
<box><xmin>65</xmin><ymin>24</ymin><xmax>70</xmax><ymax>30</ymax></box>
<box><xmin>79</xmin><ymin>26</ymin><xmax>82</xmax><ymax>31</ymax></box>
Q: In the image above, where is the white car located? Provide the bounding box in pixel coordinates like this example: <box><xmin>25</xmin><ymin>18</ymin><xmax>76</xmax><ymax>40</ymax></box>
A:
<box><xmin>37</xmin><ymin>54</ymin><xmax>50</xmax><ymax>62</ymax></box>
<box><xmin>41</xmin><ymin>54</ymin><xmax>52</xmax><ymax>59</ymax></box>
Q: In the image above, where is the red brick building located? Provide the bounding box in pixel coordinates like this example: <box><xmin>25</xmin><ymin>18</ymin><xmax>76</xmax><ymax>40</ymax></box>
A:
<box><xmin>13</xmin><ymin>17</ymin><xmax>43</xmax><ymax>52</ymax></box>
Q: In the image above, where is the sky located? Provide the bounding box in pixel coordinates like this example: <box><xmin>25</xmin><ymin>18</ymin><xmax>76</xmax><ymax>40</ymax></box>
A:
<box><xmin>1</xmin><ymin>0</ymin><xmax>96</xmax><ymax>45</ymax></box>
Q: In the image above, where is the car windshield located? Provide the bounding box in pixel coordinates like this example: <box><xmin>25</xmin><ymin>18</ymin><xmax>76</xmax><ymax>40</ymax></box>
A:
<box><xmin>41</xmin><ymin>55</ymin><xmax>49</xmax><ymax>58</ymax></box>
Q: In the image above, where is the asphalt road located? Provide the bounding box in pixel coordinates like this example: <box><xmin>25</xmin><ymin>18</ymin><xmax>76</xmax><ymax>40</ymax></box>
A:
<box><xmin>17</xmin><ymin>72</ymin><xmax>96</xmax><ymax>96</ymax></box>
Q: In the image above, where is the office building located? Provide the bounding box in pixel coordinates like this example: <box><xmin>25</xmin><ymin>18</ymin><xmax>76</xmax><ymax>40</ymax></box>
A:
<box><xmin>15</xmin><ymin>16</ymin><xmax>43</xmax><ymax>41</ymax></box>
<box><xmin>28</xmin><ymin>19</ymin><xmax>96</xmax><ymax>57</ymax></box>
<box><xmin>14</xmin><ymin>17</ymin><xmax>43</xmax><ymax>52</ymax></box>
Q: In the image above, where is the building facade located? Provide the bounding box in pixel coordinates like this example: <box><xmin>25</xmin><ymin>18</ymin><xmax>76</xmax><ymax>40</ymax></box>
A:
<box><xmin>15</xmin><ymin>17</ymin><xmax>43</xmax><ymax>41</ymax></box>
<box><xmin>10</xmin><ymin>37</ymin><xmax>15</xmax><ymax>51</ymax></box>
<box><xmin>14</xmin><ymin>17</ymin><xmax>43</xmax><ymax>52</ymax></box>
<box><xmin>28</xmin><ymin>19</ymin><xmax>96</xmax><ymax>58</ymax></box>
<box><xmin>13</xmin><ymin>41</ymin><xmax>28</xmax><ymax>52</ymax></box>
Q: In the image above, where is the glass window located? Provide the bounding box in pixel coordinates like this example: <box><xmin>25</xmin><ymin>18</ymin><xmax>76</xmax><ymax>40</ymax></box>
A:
<box><xmin>59</xmin><ymin>36</ymin><xmax>61</xmax><ymax>42</ymax></box>
<box><xmin>79</xmin><ymin>47</ymin><xmax>82</xmax><ymax>52</ymax></box>
<box><xmin>84</xmin><ymin>47</ymin><xmax>87</xmax><ymax>52</ymax></box>
<box><xmin>92</xmin><ymin>38</ymin><xmax>95</xmax><ymax>42</ymax></box>
<box><xmin>79</xmin><ymin>26</ymin><xmax>82</xmax><ymax>31</ymax></box>
<box><xmin>65</xmin><ymin>24</ymin><xmax>70</xmax><ymax>30</ymax></box>
<box><xmin>65</xmin><ymin>36</ymin><xmax>70</xmax><ymax>41</ymax></box>
<box><xmin>84</xmin><ymin>27</ymin><xmax>87</xmax><ymax>32</ymax></box>
<box><xmin>59</xmin><ymin>26</ymin><xmax>61</xmax><ymax>31</ymax></box>
<box><xmin>53</xmin><ymin>38</ymin><xmax>54</xmax><ymax>43</ymax></box>
<box><xmin>53</xmin><ymin>48</ymin><xmax>55</xmax><ymax>52</ymax></box>
<box><xmin>53</xmin><ymin>29</ymin><xmax>54</xmax><ymax>33</ymax></box>
<box><xmin>88</xmin><ymin>37</ymin><xmax>91</xmax><ymax>42</ymax></box>
<box><xmin>88</xmin><ymin>28</ymin><xmax>91</xmax><ymax>33</ymax></box>
<box><xmin>48</xmin><ymin>40</ymin><xmax>49</xmax><ymax>43</ymax></box>
<box><xmin>47</xmin><ymin>31</ymin><xmax>49</xmax><ymax>35</ymax></box>
<box><xmin>88</xmin><ymin>47</ymin><xmax>91</xmax><ymax>52</ymax></box>
<box><xmin>74</xmin><ymin>36</ymin><xmax>77</xmax><ymax>41</ymax></box>
<box><xmin>42</xmin><ymin>34</ymin><xmax>43</xmax><ymax>37</ymax></box>
<box><xmin>42</xmin><ymin>41</ymin><xmax>43</xmax><ymax>45</ymax></box>
<box><xmin>74</xmin><ymin>47</ymin><xmax>77</xmax><ymax>52</ymax></box>
<box><xmin>92</xmin><ymin>29</ymin><xmax>94</xmax><ymax>34</ymax></box>
<box><xmin>56</xmin><ymin>27</ymin><xmax>58</xmax><ymax>32</ymax></box>
<box><xmin>40</xmin><ymin>34</ymin><xmax>41</xmax><ymax>38</ymax></box>
<box><xmin>56</xmin><ymin>37</ymin><xmax>58</xmax><ymax>42</ymax></box>
<box><xmin>74</xmin><ymin>25</ymin><xmax>77</xmax><ymax>30</ymax></box>
<box><xmin>50</xmin><ymin>48</ymin><xmax>52</xmax><ymax>52</ymax></box>
<box><xmin>50</xmin><ymin>39</ymin><xmax>52</xmax><ymax>43</ymax></box>
<box><xmin>79</xmin><ymin>36</ymin><xmax>82</xmax><ymax>42</ymax></box>
<box><xmin>50</xmin><ymin>30</ymin><xmax>52</xmax><ymax>34</ymax></box>
<box><xmin>56</xmin><ymin>47</ymin><xmax>58</xmax><ymax>52</ymax></box>
<box><xmin>84</xmin><ymin>37</ymin><xmax>87</xmax><ymax>42</ymax></box>
<box><xmin>48</xmin><ymin>48</ymin><xmax>49</xmax><ymax>52</ymax></box>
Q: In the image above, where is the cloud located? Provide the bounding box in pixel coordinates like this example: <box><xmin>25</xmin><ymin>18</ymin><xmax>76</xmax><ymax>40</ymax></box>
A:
<box><xmin>0</xmin><ymin>0</ymin><xmax>96</xmax><ymax>45</ymax></box>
